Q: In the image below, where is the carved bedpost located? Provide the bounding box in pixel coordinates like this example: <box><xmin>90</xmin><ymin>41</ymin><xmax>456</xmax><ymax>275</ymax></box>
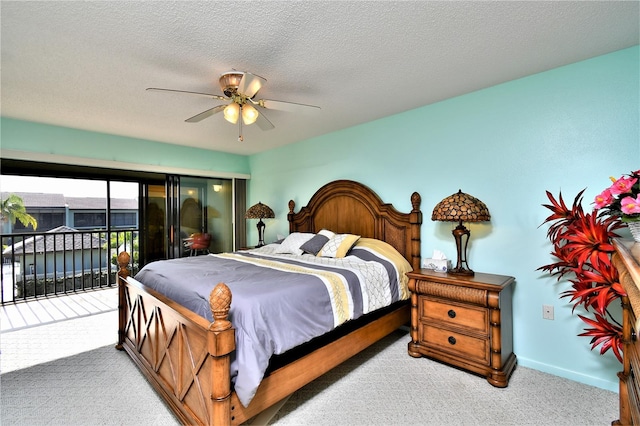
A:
<box><xmin>209</xmin><ymin>283</ymin><xmax>233</xmax><ymax>332</ymax></box>
<box><xmin>115</xmin><ymin>251</ymin><xmax>130</xmax><ymax>350</ymax></box>
<box><xmin>408</xmin><ymin>192</ymin><xmax>422</xmax><ymax>349</ymax></box>
<box><xmin>407</xmin><ymin>276</ymin><xmax>420</xmax><ymax>356</ymax></box>
<box><xmin>288</xmin><ymin>200</ymin><xmax>296</xmax><ymax>233</ymax></box>
<box><xmin>410</xmin><ymin>192</ymin><xmax>423</xmax><ymax>271</ymax></box>
<box><xmin>208</xmin><ymin>283</ymin><xmax>236</xmax><ymax>426</ymax></box>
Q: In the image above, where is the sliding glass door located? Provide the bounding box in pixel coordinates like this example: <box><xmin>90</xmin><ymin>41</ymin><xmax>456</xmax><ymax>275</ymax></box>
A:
<box><xmin>1</xmin><ymin>159</ymin><xmax>246</xmax><ymax>274</ymax></box>
<box><xmin>140</xmin><ymin>176</ymin><xmax>237</xmax><ymax>262</ymax></box>
<box><xmin>180</xmin><ymin>177</ymin><xmax>233</xmax><ymax>255</ymax></box>
<box><xmin>141</xmin><ymin>182</ymin><xmax>166</xmax><ymax>263</ymax></box>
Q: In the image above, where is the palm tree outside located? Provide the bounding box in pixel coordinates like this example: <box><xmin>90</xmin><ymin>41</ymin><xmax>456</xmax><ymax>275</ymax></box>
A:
<box><xmin>1</xmin><ymin>194</ymin><xmax>38</xmax><ymax>232</ymax></box>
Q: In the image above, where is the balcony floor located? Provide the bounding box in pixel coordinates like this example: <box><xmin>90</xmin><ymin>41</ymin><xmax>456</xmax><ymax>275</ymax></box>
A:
<box><xmin>0</xmin><ymin>287</ymin><xmax>118</xmax><ymax>373</ymax></box>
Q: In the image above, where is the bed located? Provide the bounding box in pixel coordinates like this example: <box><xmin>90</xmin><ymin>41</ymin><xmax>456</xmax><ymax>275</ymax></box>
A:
<box><xmin>115</xmin><ymin>179</ymin><xmax>422</xmax><ymax>425</ymax></box>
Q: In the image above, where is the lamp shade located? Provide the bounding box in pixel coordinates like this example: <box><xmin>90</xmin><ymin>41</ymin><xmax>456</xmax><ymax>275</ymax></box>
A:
<box><xmin>242</xmin><ymin>104</ymin><xmax>259</xmax><ymax>125</ymax></box>
<box><xmin>223</xmin><ymin>103</ymin><xmax>240</xmax><ymax>124</ymax></box>
<box><xmin>245</xmin><ymin>202</ymin><xmax>275</xmax><ymax>219</ymax></box>
<box><xmin>431</xmin><ymin>190</ymin><xmax>490</xmax><ymax>223</ymax></box>
<box><xmin>245</xmin><ymin>202</ymin><xmax>275</xmax><ymax>248</ymax></box>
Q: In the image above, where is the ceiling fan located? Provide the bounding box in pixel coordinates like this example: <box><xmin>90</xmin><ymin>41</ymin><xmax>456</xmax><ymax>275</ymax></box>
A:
<box><xmin>147</xmin><ymin>71</ymin><xmax>320</xmax><ymax>141</ymax></box>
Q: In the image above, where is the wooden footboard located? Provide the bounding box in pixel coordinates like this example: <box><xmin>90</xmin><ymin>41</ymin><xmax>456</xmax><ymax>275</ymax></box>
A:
<box><xmin>115</xmin><ymin>252</ymin><xmax>410</xmax><ymax>425</ymax></box>
<box><xmin>116</xmin><ymin>252</ymin><xmax>235</xmax><ymax>425</ymax></box>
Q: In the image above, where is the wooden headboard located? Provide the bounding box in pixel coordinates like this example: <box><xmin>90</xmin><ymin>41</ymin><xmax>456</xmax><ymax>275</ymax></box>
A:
<box><xmin>287</xmin><ymin>180</ymin><xmax>422</xmax><ymax>270</ymax></box>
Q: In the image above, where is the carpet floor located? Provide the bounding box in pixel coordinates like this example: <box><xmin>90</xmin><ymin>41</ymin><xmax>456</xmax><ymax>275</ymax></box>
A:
<box><xmin>1</xmin><ymin>327</ymin><xmax>619</xmax><ymax>425</ymax></box>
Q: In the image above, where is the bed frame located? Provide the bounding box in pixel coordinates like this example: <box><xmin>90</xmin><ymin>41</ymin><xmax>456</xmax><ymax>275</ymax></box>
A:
<box><xmin>116</xmin><ymin>179</ymin><xmax>422</xmax><ymax>425</ymax></box>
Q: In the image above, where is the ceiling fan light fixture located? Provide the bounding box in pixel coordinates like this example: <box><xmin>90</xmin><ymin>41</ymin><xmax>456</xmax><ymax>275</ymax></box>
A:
<box><xmin>219</xmin><ymin>72</ymin><xmax>244</xmax><ymax>97</ymax></box>
<box><xmin>149</xmin><ymin>69</ymin><xmax>319</xmax><ymax>141</ymax></box>
<box><xmin>242</xmin><ymin>103</ymin><xmax>259</xmax><ymax>125</ymax></box>
<box><xmin>223</xmin><ymin>102</ymin><xmax>240</xmax><ymax>124</ymax></box>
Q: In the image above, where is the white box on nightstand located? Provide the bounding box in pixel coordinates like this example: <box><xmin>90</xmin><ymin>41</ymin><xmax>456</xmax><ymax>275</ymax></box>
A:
<box><xmin>422</xmin><ymin>258</ymin><xmax>451</xmax><ymax>272</ymax></box>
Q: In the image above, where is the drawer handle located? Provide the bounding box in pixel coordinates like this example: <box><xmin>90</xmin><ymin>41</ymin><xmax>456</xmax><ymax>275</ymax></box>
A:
<box><xmin>448</xmin><ymin>336</ymin><xmax>457</xmax><ymax>345</ymax></box>
<box><xmin>447</xmin><ymin>309</ymin><xmax>456</xmax><ymax>319</ymax></box>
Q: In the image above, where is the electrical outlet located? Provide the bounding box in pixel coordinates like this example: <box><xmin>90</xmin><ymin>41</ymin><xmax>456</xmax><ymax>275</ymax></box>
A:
<box><xmin>543</xmin><ymin>304</ymin><xmax>554</xmax><ymax>320</ymax></box>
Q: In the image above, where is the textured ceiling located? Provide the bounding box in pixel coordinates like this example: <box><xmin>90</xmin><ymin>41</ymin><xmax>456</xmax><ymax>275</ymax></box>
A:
<box><xmin>1</xmin><ymin>1</ymin><xmax>638</xmax><ymax>156</ymax></box>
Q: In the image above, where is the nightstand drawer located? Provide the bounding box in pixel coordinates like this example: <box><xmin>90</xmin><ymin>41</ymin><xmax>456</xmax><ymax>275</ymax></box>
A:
<box><xmin>420</xmin><ymin>324</ymin><xmax>489</xmax><ymax>364</ymax></box>
<box><xmin>420</xmin><ymin>297</ymin><xmax>488</xmax><ymax>335</ymax></box>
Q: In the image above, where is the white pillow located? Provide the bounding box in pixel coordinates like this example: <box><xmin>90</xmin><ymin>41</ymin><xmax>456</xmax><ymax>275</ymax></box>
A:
<box><xmin>273</xmin><ymin>232</ymin><xmax>315</xmax><ymax>255</ymax></box>
<box><xmin>317</xmin><ymin>229</ymin><xmax>335</xmax><ymax>239</ymax></box>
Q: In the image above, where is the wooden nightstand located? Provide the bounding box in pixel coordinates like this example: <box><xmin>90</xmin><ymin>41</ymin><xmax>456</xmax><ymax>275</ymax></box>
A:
<box><xmin>407</xmin><ymin>269</ymin><xmax>516</xmax><ymax>387</ymax></box>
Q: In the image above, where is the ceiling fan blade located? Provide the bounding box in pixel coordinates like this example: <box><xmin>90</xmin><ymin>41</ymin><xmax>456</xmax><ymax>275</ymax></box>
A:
<box><xmin>257</xmin><ymin>99</ymin><xmax>320</xmax><ymax>114</ymax></box>
<box><xmin>255</xmin><ymin>110</ymin><xmax>275</xmax><ymax>131</ymax></box>
<box><xmin>185</xmin><ymin>105</ymin><xmax>226</xmax><ymax>123</ymax></box>
<box><xmin>237</xmin><ymin>73</ymin><xmax>265</xmax><ymax>99</ymax></box>
<box><xmin>147</xmin><ymin>87</ymin><xmax>227</xmax><ymax>101</ymax></box>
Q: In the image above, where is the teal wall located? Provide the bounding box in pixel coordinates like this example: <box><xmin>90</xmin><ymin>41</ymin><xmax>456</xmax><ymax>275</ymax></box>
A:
<box><xmin>1</xmin><ymin>46</ymin><xmax>638</xmax><ymax>392</ymax></box>
<box><xmin>247</xmin><ymin>46</ymin><xmax>639</xmax><ymax>392</ymax></box>
<box><xmin>0</xmin><ymin>118</ymin><xmax>250</xmax><ymax>175</ymax></box>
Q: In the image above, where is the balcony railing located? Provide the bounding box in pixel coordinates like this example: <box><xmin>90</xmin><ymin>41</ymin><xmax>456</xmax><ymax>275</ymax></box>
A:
<box><xmin>0</xmin><ymin>229</ymin><xmax>139</xmax><ymax>304</ymax></box>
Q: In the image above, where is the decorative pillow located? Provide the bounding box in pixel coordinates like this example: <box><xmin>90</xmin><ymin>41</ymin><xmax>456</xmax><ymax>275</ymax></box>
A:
<box><xmin>318</xmin><ymin>233</ymin><xmax>361</xmax><ymax>258</ymax></box>
<box><xmin>273</xmin><ymin>232</ymin><xmax>315</xmax><ymax>255</ymax></box>
<box><xmin>300</xmin><ymin>229</ymin><xmax>335</xmax><ymax>255</ymax></box>
<box><xmin>353</xmin><ymin>238</ymin><xmax>412</xmax><ymax>275</ymax></box>
<box><xmin>351</xmin><ymin>238</ymin><xmax>413</xmax><ymax>300</ymax></box>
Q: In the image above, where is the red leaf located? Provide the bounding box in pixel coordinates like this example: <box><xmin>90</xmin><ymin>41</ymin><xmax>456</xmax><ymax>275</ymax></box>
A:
<box><xmin>577</xmin><ymin>313</ymin><xmax>623</xmax><ymax>363</ymax></box>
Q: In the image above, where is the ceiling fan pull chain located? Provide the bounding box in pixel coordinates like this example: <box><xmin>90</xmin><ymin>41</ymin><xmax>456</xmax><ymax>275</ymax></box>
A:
<box><xmin>238</xmin><ymin>115</ymin><xmax>244</xmax><ymax>142</ymax></box>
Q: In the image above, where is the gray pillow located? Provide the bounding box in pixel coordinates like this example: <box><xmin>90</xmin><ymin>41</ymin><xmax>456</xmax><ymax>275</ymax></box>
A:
<box><xmin>299</xmin><ymin>234</ymin><xmax>330</xmax><ymax>255</ymax></box>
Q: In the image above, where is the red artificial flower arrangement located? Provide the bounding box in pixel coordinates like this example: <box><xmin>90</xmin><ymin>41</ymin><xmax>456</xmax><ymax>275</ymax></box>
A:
<box><xmin>539</xmin><ymin>189</ymin><xmax>625</xmax><ymax>362</ymax></box>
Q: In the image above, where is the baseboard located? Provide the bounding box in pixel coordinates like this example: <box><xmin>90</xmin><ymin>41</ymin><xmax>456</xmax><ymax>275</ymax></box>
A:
<box><xmin>517</xmin><ymin>356</ymin><xmax>619</xmax><ymax>393</ymax></box>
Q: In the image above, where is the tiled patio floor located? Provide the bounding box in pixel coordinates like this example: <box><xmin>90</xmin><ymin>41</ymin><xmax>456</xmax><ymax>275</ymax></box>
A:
<box><xmin>0</xmin><ymin>287</ymin><xmax>118</xmax><ymax>373</ymax></box>
<box><xmin>0</xmin><ymin>287</ymin><xmax>117</xmax><ymax>332</ymax></box>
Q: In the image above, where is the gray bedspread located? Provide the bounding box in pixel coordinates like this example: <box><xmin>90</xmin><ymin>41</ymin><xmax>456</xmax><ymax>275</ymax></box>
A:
<box><xmin>133</xmin><ymin>241</ymin><xmax>410</xmax><ymax>406</ymax></box>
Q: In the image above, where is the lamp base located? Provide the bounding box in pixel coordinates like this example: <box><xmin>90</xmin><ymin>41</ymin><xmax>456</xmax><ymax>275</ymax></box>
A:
<box><xmin>451</xmin><ymin>221</ymin><xmax>474</xmax><ymax>276</ymax></box>
<box><xmin>256</xmin><ymin>219</ymin><xmax>266</xmax><ymax>247</ymax></box>
<box><xmin>448</xmin><ymin>267</ymin><xmax>475</xmax><ymax>276</ymax></box>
